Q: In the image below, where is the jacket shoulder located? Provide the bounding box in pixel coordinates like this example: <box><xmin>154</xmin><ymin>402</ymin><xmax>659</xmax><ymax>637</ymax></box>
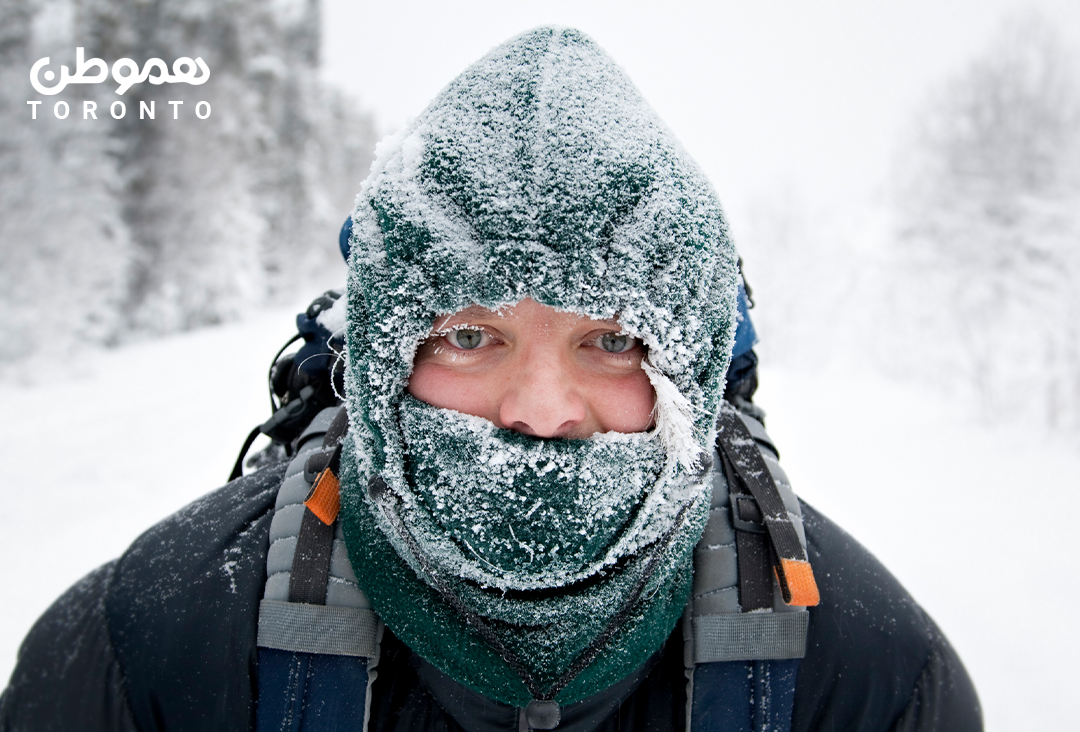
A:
<box><xmin>1</xmin><ymin>562</ymin><xmax>137</xmax><ymax>732</ymax></box>
<box><xmin>793</xmin><ymin>503</ymin><xmax>981</xmax><ymax>732</ymax></box>
<box><xmin>106</xmin><ymin>463</ymin><xmax>285</xmax><ymax>731</ymax></box>
<box><xmin>1</xmin><ymin>464</ymin><xmax>284</xmax><ymax>732</ymax></box>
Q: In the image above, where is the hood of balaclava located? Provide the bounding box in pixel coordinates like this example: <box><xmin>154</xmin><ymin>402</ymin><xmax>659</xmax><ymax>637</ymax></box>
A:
<box><xmin>340</xmin><ymin>27</ymin><xmax>740</xmax><ymax>709</ymax></box>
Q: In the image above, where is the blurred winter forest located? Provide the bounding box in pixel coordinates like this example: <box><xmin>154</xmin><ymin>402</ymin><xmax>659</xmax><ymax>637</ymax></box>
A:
<box><xmin>0</xmin><ymin>0</ymin><xmax>376</xmax><ymax>362</ymax></box>
<box><xmin>2</xmin><ymin>4</ymin><xmax>1078</xmax><ymax>434</ymax></box>
<box><xmin>742</xmin><ymin>15</ymin><xmax>1080</xmax><ymax>434</ymax></box>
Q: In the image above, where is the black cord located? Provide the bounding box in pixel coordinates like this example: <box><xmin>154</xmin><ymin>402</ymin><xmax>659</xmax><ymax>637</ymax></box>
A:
<box><xmin>229</xmin><ymin>425</ymin><xmax>263</xmax><ymax>482</ymax></box>
<box><xmin>267</xmin><ymin>332</ymin><xmax>303</xmax><ymax>414</ymax></box>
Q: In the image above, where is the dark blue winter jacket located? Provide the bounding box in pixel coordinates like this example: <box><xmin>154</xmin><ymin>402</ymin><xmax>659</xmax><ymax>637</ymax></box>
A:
<box><xmin>0</xmin><ymin>462</ymin><xmax>980</xmax><ymax>731</ymax></box>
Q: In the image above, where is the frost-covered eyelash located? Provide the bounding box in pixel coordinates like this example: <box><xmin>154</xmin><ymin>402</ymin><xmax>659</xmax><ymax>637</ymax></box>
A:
<box><xmin>431</xmin><ymin>323</ymin><xmax>493</xmax><ymax>352</ymax></box>
<box><xmin>429</xmin><ymin>326</ymin><xmax>490</xmax><ymax>343</ymax></box>
<box><xmin>430</xmin><ymin>321</ymin><xmax>486</xmax><ymax>336</ymax></box>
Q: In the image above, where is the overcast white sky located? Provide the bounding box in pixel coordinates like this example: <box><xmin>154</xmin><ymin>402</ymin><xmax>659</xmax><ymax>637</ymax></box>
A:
<box><xmin>321</xmin><ymin>0</ymin><xmax>1080</xmax><ymax>230</ymax></box>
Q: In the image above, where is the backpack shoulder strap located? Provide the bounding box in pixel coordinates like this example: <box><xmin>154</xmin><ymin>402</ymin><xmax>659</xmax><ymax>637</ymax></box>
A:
<box><xmin>685</xmin><ymin>402</ymin><xmax>816</xmax><ymax>732</ymax></box>
<box><xmin>716</xmin><ymin>402</ymin><xmax>819</xmax><ymax>608</ymax></box>
<box><xmin>256</xmin><ymin>406</ymin><xmax>383</xmax><ymax>732</ymax></box>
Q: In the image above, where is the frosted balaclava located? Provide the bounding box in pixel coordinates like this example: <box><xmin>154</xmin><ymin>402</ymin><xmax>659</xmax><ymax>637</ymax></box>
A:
<box><xmin>340</xmin><ymin>27</ymin><xmax>740</xmax><ymax>709</ymax></box>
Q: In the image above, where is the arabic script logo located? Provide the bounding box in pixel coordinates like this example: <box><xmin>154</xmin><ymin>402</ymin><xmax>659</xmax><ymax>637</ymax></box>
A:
<box><xmin>31</xmin><ymin>47</ymin><xmax>210</xmax><ymax>96</ymax></box>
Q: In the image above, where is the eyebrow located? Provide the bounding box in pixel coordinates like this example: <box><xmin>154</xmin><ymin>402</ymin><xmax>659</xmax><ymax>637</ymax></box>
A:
<box><xmin>430</xmin><ymin>305</ymin><xmax>502</xmax><ymax>332</ymax></box>
<box><xmin>445</xmin><ymin>305</ymin><xmax>502</xmax><ymax>320</ymax></box>
<box><xmin>432</xmin><ymin>304</ymin><xmax>623</xmax><ymax>330</ymax></box>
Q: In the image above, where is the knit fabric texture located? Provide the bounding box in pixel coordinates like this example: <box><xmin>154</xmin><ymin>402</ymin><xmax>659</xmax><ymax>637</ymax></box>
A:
<box><xmin>340</xmin><ymin>26</ymin><xmax>740</xmax><ymax>707</ymax></box>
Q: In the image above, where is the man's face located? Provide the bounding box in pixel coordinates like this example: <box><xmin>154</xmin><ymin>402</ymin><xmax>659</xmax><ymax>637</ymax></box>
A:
<box><xmin>407</xmin><ymin>298</ymin><xmax>656</xmax><ymax>439</ymax></box>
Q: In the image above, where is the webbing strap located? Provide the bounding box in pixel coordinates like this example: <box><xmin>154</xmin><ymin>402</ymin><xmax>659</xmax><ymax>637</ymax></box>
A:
<box><xmin>719</xmin><ymin>448</ymin><xmax>774</xmax><ymax>611</ymax></box>
<box><xmin>716</xmin><ymin>404</ymin><xmax>819</xmax><ymax>607</ymax></box>
<box><xmin>287</xmin><ymin>415</ymin><xmax>345</xmax><ymax>605</ymax></box>
<box><xmin>288</xmin><ymin>508</ymin><xmax>335</xmax><ymax>604</ymax></box>
<box><xmin>733</xmin><ymin>531</ymin><xmax>773</xmax><ymax>610</ymax></box>
<box><xmin>258</xmin><ymin>599</ymin><xmax>380</xmax><ymax>657</ymax></box>
<box><xmin>692</xmin><ymin>612</ymin><xmax>808</xmax><ymax>663</ymax></box>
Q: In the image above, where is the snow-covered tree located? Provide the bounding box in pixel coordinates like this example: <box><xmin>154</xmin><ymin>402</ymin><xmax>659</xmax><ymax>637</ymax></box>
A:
<box><xmin>0</xmin><ymin>0</ymin><xmax>133</xmax><ymax>361</ymax></box>
<box><xmin>0</xmin><ymin>0</ymin><xmax>377</xmax><ymax>363</ymax></box>
<box><xmin>892</xmin><ymin>15</ymin><xmax>1080</xmax><ymax>429</ymax></box>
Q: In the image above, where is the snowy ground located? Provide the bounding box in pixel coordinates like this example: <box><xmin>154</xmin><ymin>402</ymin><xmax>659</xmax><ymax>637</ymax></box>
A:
<box><xmin>2</xmin><ymin>303</ymin><xmax>1077</xmax><ymax>729</ymax></box>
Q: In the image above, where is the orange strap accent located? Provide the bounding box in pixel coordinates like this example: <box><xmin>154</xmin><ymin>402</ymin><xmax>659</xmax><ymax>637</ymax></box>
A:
<box><xmin>304</xmin><ymin>469</ymin><xmax>341</xmax><ymax>525</ymax></box>
<box><xmin>776</xmin><ymin>558</ymin><xmax>820</xmax><ymax>607</ymax></box>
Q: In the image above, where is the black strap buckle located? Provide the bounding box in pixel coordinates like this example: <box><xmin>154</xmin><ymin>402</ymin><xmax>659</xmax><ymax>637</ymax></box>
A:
<box><xmin>729</xmin><ymin>492</ymin><xmax>766</xmax><ymax>534</ymax></box>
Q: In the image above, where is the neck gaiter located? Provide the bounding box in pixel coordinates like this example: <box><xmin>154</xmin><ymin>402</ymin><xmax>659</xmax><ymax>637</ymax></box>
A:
<box><xmin>339</xmin><ymin>397</ymin><xmax>711</xmax><ymax>707</ymax></box>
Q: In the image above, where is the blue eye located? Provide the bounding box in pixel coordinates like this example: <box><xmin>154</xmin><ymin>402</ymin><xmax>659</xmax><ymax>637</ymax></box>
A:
<box><xmin>451</xmin><ymin>329</ymin><xmax>484</xmax><ymax>349</ymax></box>
<box><xmin>599</xmin><ymin>333</ymin><xmax>634</xmax><ymax>353</ymax></box>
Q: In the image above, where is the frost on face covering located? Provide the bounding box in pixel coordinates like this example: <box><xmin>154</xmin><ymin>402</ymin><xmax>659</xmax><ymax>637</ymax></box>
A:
<box><xmin>339</xmin><ymin>26</ymin><xmax>740</xmax><ymax>707</ymax></box>
<box><xmin>398</xmin><ymin>396</ymin><xmax>696</xmax><ymax>590</ymax></box>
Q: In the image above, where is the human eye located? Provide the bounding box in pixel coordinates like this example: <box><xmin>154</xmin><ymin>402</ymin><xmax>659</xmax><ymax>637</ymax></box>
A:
<box><xmin>595</xmin><ymin>332</ymin><xmax>639</xmax><ymax>354</ymax></box>
<box><xmin>443</xmin><ymin>327</ymin><xmax>492</xmax><ymax>351</ymax></box>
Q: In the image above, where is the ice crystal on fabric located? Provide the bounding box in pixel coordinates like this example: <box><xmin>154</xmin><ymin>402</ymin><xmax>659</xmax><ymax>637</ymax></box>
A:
<box><xmin>339</xmin><ymin>25</ymin><xmax>741</xmax><ymax>707</ymax></box>
<box><xmin>397</xmin><ymin>397</ymin><xmax>685</xmax><ymax>590</ymax></box>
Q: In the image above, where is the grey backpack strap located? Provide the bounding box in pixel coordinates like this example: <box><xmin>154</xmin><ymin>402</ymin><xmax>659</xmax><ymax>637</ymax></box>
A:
<box><xmin>258</xmin><ymin>601</ymin><xmax>380</xmax><ymax>658</ymax></box>
<box><xmin>690</xmin><ymin>402</ymin><xmax>815</xmax><ymax>662</ymax></box>
<box><xmin>257</xmin><ymin>407</ymin><xmax>381</xmax><ymax>658</ymax></box>
<box><xmin>684</xmin><ymin>405</ymin><xmax>811</xmax><ymax>732</ymax></box>
<box><xmin>686</xmin><ymin>441</ymin><xmax>810</xmax><ymax>665</ymax></box>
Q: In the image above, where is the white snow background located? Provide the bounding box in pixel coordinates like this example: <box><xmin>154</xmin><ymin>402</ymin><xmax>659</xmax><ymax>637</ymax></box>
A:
<box><xmin>5</xmin><ymin>2</ymin><xmax>1080</xmax><ymax>729</ymax></box>
<box><xmin>1</xmin><ymin>303</ymin><xmax>1078</xmax><ymax>729</ymax></box>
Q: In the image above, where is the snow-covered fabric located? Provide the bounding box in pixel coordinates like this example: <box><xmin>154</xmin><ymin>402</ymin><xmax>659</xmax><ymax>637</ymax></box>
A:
<box><xmin>340</xmin><ymin>26</ymin><xmax>739</xmax><ymax>707</ymax></box>
<box><xmin>340</xmin><ymin>432</ymin><xmax>703</xmax><ymax>707</ymax></box>
<box><xmin>399</xmin><ymin>396</ymin><xmax>681</xmax><ymax>589</ymax></box>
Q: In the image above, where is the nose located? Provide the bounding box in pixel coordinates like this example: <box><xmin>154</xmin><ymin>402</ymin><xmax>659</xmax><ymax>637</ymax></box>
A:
<box><xmin>498</xmin><ymin>355</ymin><xmax>586</xmax><ymax>438</ymax></box>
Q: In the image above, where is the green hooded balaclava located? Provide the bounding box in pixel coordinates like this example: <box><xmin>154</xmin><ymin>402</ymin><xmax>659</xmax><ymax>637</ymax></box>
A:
<box><xmin>340</xmin><ymin>27</ymin><xmax>740</xmax><ymax>709</ymax></box>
